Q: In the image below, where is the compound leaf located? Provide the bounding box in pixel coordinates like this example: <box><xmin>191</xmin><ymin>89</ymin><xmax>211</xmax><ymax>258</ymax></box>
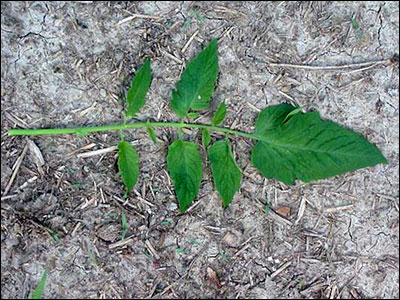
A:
<box><xmin>167</xmin><ymin>140</ymin><xmax>202</xmax><ymax>213</ymax></box>
<box><xmin>251</xmin><ymin>104</ymin><xmax>388</xmax><ymax>185</ymax></box>
<box><xmin>118</xmin><ymin>141</ymin><xmax>140</xmax><ymax>195</ymax></box>
<box><xmin>211</xmin><ymin>101</ymin><xmax>227</xmax><ymax>125</ymax></box>
<box><xmin>208</xmin><ymin>139</ymin><xmax>242</xmax><ymax>207</ymax></box>
<box><xmin>126</xmin><ymin>59</ymin><xmax>152</xmax><ymax>117</ymax></box>
<box><xmin>170</xmin><ymin>39</ymin><xmax>218</xmax><ymax>117</ymax></box>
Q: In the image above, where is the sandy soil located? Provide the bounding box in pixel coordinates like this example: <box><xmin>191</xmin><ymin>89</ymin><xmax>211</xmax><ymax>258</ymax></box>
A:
<box><xmin>1</xmin><ymin>1</ymin><xmax>399</xmax><ymax>299</ymax></box>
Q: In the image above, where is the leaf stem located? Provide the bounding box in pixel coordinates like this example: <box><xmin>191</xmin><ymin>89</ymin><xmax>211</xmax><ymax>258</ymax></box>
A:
<box><xmin>8</xmin><ymin>121</ymin><xmax>261</xmax><ymax>141</ymax></box>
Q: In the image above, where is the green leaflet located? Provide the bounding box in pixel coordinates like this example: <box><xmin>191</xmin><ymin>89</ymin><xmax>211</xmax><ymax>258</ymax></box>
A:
<box><xmin>208</xmin><ymin>140</ymin><xmax>242</xmax><ymax>207</ymax></box>
<box><xmin>146</xmin><ymin>123</ymin><xmax>158</xmax><ymax>143</ymax></box>
<box><xmin>170</xmin><ymin>39</ymin><xmax>218</xmax><ymax>117</ymax></box>
<box><xmin>251</xmin><ymin>104</ymin><xmax>388</xmax><ymax>185</ymax></box>
<box><xmin>118</xmin><ymin>141</ymin><xmax>140</xmax><ymax>195</ymax></box>
<box><xmin>126</xmin><ymin>59</ymin><xmax>152</xmax><ymax>117</ymax></box>
<box><xmin>202</xmin><ymin>128</ymin><xmax>211</xmax><ymax>148</ymax></box>
<box><xmin>167</xmin><ymin>140</ymin><xmax>202</xmax><ymax>213</ymax></box>
<box><xmin>187</xmin><ymin>112</ymin><xmax>200</xmax><ymax>119</ymax></box>
<box><xmin>211</xmin><ymin>101</ymin><xmax>227</xmax><ymax>125</ymax></box>
<box><xmin>29</xmin><ymin>270</ymin><xmax>47</xmax><ymax>299</ymax></box>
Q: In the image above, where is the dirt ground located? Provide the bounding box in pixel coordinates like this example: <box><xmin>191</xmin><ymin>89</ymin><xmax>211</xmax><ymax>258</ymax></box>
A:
<box><xmin>1</xmin><ymin>1</ymin><xmax>399</xmax><ymax>299</ymax></box>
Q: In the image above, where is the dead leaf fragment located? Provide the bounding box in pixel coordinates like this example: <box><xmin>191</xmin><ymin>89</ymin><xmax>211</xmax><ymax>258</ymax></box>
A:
<box><xmin>277</xmin><ymin>206</ymin><xmax>291</xmax><ymax>217</ymax></box>
<box><xmin>28</xmin><ymin>139</ymin><xmax>45</xmax><ymax>174</ymax></box>
<box><xmin>207</xmin><ymin>267</ymin><xmax>221</xmax><ymax>288</ymax></box>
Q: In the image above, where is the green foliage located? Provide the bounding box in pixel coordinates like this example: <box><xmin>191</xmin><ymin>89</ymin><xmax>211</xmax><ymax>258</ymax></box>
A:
<box><xmin>125</xmin><ymin>59</ymin><xmax>152</xmax><ymax>117</ymax></box>
<box><xmin>208</xmin><ymin>139</ymin><xmax>242</xmax><ymax>207</ymax></box>
<box><xmin>202</xmin><ymin>128</ymin><xmax>211</xmax><ymax>148</ymax></box>
<box><xmin>187</xmin><ymin>112</ymin><xmax>200</xmax><ymax>119</ymax></box>
<box><xmin>118</xmin><ymin>141</ymin><xmax>139</xmax><ymax>196</ymax></box>
<box><xmin>8</xmin><ymin>39</ymin><xmax>388</xmax><ymax>214</ymax></box>
<box><xmin>167</xmin><ymin>140</ymin><xmax>203</xmax><ymax>213</ymax></box>
<box><xmin>251</xmin><ymin>104</ymin><xmax>387</xmax><ymax>185</ymax></box>
<box><xmin>170</xmin><ymin>39</ymin><xmax>218</xmax><ymax>117</ymax></box>
<box><xmin>29</xmin><ymin>270</ymin><xmax>47</xmax><ymax>299</ymax></box>
<box><xmin>211</xmin><ymin>102</ymin><xmax>227</xmax><ymax>125</ymax></box>
<box><xmin>282</xmin><ymin>106</ymin><xmax>303</xmax><ymax>123</ymax></box>
<box><xmin>45</xmin><ymin>228</ymin><xmax>60</xmax><ymax>243</ymax></box>
<box><xmin>253</xmin><ymin>103</ymin><xmax>296</xmax><ymax>136</ymax></box>
<box><xmin>146</xmin><ymin>122</ymin><xmax>158</xmax><ymax>143</ymax></box>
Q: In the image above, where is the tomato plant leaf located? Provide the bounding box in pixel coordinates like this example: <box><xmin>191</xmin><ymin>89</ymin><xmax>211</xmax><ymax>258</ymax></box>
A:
<box><xmin>170</xmin><ymin>39</ymin><xmax>218</xmax><ymax>117</ymax></box>
<box><xmin>202</xmin><ymin>128</ymin><xmax>211</xmax><ymax>148</ymax></box>
<box><xmin>126</xmin><ymin>59</ymin><xmax>152</xmax><ymax>117</ymax></box>
<box><xmin>208</xmin><ymin>139</ymin><xmax>242</xmax><ymax>207</ymax></box>
<box><xmin>118</xmin><ymin>141</ymin><xmax>139</xmax><ymax>195</ymax></box>
<box><xmin>211</xmin><ymin>101</ymin><xmax>227</xmax><ymax>125</ymax></box>
<box><xmin>167</xmin><ymin>140</ymin><xmax>202</xmax><ymax>213</ymax></box>
<box><xmin>251</xmin><ymin>104</ymin><xmax>388</xmax><ymax>185</ymax></box>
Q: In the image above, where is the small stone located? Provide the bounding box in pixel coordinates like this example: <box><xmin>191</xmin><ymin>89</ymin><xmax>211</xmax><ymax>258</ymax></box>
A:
<box><xmin>100</xmin><ymin>89</ymin><xmax>107</xmax><ymax>98</ymax></box>
<box><xmin>222</xmin><ymin>232</ymin><xmax>240</xmax><ymax>248</ymax></box>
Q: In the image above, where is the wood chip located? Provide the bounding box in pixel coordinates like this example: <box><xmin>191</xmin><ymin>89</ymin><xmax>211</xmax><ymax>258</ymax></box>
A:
<box><xmin>268</xmin><ymin>208</ymin><xmax>293</xmax><ymax>226</ymax></box>
<box><xmin>3</xmin><ymin>140</ymin><xmax>29</xmax><ymax>197</ymax></box>
<box><xmin>5</xmin><ymin>111</ymin><xmax>29</xmax><ymax>128</ymax></box>
<box><xmin>295</xmin><ymin>197</ymin><xmax>306</xmax><ymax>224</ymax></box>
<box><xmin>233</xmin><ymin>243</ymin><xmax>251</xmax><ymax>258</ymax></box>
<box><xmin>118</xmin><ymin>13</ymin><xmax>162</xmax><ymax>25</ymax></box>
<box><xmin>163</xmin><ymin>51</ymin><xmax>183</xmax><ymax>64</ymax></box>
<box><xmin>246</xmin><ymin>102</ymin><xmax>261</xmax><ymax>112</ymax></box>
<box><xmin>108</xmin><ymin>235</ymin><xmax>135</xmax><ymax>249</ymax></box>
<box><xmin>67</xmin><ymin>143</ymin><xmax>96</xmax><ymax>157</ymax></box>
<box><xmin>270</xmin><ymin>261</ymin><xmax>292</xmax><ymax>279</ymax></box>
<box><xmin>77</xmin><ymin>146</ymin><xmax>117</xmax><ymax>158</ymax></box>
<box><xmin>71</xmin><ymin>222</ymin><xmax>81</xmax><ymax>236</ymax></box>
<box><xmin>325</xmin><ymin>204</ymin><xmax>354</xmax><ymax>213</ymax></box>
<box><xmin>145</xmin><ymin>240</ymin><xmax>160</xmax><ymax>260</ymax></box>
<box><xmin>182</xmin><ymin>30</ymin><xmax>199</xmax><ymax>53</ymax></box>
